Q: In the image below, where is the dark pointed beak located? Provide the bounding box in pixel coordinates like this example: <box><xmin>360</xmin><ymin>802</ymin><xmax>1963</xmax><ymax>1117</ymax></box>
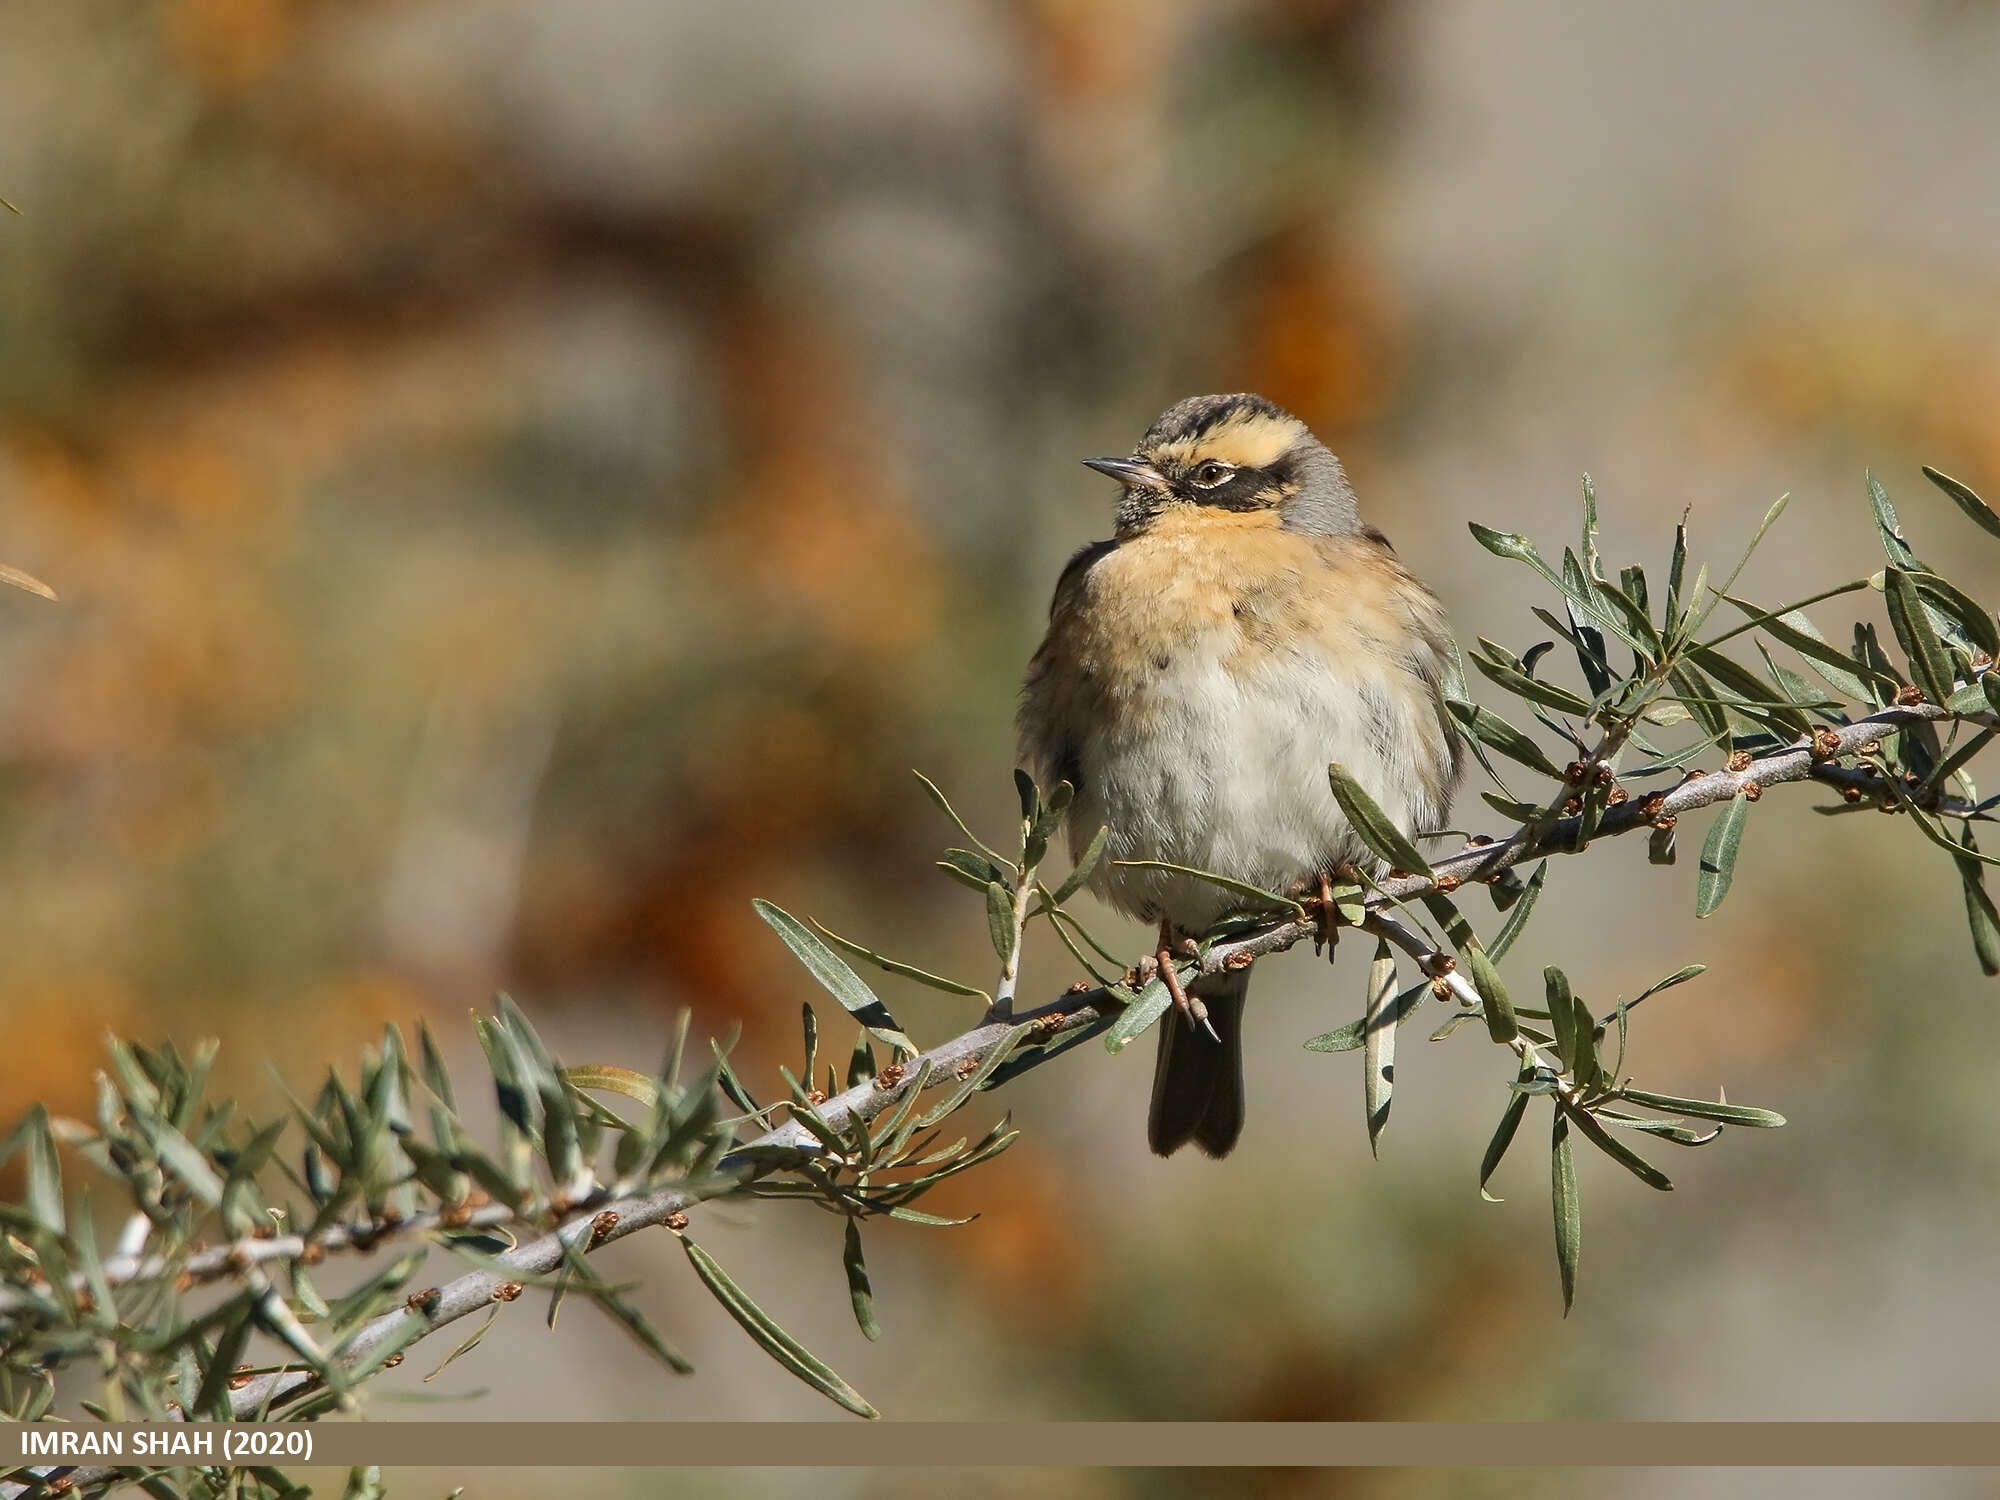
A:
<box><xmin>1082</xmin><ymin>455</ymin><xmax>1166</xmax><ymax>488</ymax></box>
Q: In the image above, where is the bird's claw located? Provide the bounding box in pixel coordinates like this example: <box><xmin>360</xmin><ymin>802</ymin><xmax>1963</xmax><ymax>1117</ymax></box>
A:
<box><xmin>1155</xmin><ymin>917</ymin><xmax>1218</xmax><ymax>1043</ymax></box>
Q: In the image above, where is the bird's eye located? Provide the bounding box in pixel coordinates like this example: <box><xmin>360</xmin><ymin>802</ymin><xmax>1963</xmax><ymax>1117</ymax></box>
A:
<box><xmin>1192</xmin><ymin>460</ymin><xmax>1235</xmax><ymax>488</ymax></box>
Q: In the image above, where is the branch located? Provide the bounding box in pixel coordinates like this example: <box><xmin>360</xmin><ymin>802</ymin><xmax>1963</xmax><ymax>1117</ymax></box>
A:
<box><xmin>213</xmin><ymin>702</ymin><xmax>1958</xmax><ymax>1420</ymax></box>
<box><xmin>3</xmin><ymin>700</ymin><xmax>1966</xmax><ymax>1500</ymax></box>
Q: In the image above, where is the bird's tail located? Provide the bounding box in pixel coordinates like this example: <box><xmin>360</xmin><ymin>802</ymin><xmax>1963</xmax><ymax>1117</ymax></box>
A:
<box><xmin>1147</xmin><ymin>965</ymin><xmax>1249</xmax><ymax>1157</ymax></box>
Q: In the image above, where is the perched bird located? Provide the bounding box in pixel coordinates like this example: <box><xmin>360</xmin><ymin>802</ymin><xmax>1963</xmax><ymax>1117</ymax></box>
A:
<box><xmin>1018</xmin><ymin>393</ymin><xmax>1463</xmax><ymax>1157</ymax></box>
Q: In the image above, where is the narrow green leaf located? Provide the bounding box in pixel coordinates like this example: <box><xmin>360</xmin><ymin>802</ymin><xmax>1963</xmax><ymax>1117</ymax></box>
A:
<box><xmin>422</xmin><ymin>1308</ymin><xmax>499</xmax><ymax>1384</ymax></box>
<box><xmin>1688</xmin><ymin>646</ymin><xmax>1813</xmax><ymax>734</ymax></box>
<box><xmin>1488</xmin><ymin>861</ymin><xmax>1547</xmax><ymax>962</ymax></box>
<box><xmin>1363</xmin><ymin>940</ymin><xmax>1397</xmax><ymax>1157</ymax></box>
<box><xmin>1589</xmin><ymin>570</ymin><xmax>1662</xmax><ymax>661</ymax></box>
<box><xmin>22</xmin><ymin>1105</ymin><xmax>63</xmax><ymax>1232</ymax></box>
<box><xmin>680</xmin><ymin>1237</ymin><xmax>878</xmax><ymax>1418</ymax></box>
<box><xmin>1481</xmin><ymin>791</ymin><xmax>1543</xmax><ymax>822</ymax></box>
<box><xmin>842</xmin><ymin>1219</ymin><xmax>881</xmax><ymax>1341</ymax></box>
<box><xmin>1013</xmin><ymin>767</ymin><xmax>1039</xmax><ymax>825</ymax></box>
<box><xmin>1464</xmin><ymin>946</ymin><xmax>1518</xmax><ymax>1044</ymax></box>
<box><xmin>1868</xmin><ymin>472</ymin><xmax>1924</xmax><ymax>570</ymax></box>
<box><xmin>913</xmin><ymin>770</ymin><xmax>1009</xmax><ymax>869</ymax></box>
<box><xmin>1447</xmin><ymin>699</ymin><xmax>1564</xmax><ymax>779</ymax></box>
<box><xmin>1910</xmin><ymin>570</ymin><xmax>2000</xmax><ymax>660</ymax></box>
<box><xmin>1103</xmin><ymin>976</ymin><xmax>1173</xmax><ymax>1054</ymax></box>
<box><xmin>810</xmin><ymin>920</ymin><xmax>987</xmax><ymax>999</ymax></box>
<box><xmin>1757</xmin><ymin>641</ymin><xmax>1827</xmax><ymax>713</ymax></box>
<box><xmin>1714</xmin><ymin>592</ymin><xmax>1883</xmax><ymax>702</ymax></box>
<box><xmin>1667</xmin><ymin>663</ymin><xmax>1729</xmax><ymax>740</ymax></box>
<box><xmin>1616</xmin><ymin>1088</ymin><xmax>1785</xmax><ymax>1127</ymax></box>
<box><xmin>1545</xmin><ymin>967</ymin><xmax>1579</xmax><ymax>1077</ymax></box>
<box><xmin>1555</xmin><ymin>599</ymin><xmax>1614</xmax><ymax>696</ymax></box>
<box><xmin>1470</xmin><ymin>646</ymin><xmax>1594</xmax><ymax>714</ymax></box>
<box><xmin>984</xmin><ymin>881</ymin><xmax>1016</xmax><ymax>967</ymax></box>
<box><xmin>1580</xmin><ymin>473</ymin><xmax>1602</xmax><ymax>579</ymax></box>
<box><xmin>753</xmin><ymin>899</ymin><xmax>915</xmax><ymax>1053</ymax></box>
<box><xmin>1924</xmin><ymin>465</ymin><xmax>2000</xmax><ymax>542</ymax></box>
<box><xmin>1958</xmin><ymin>856</ymin><xmax>2000</xmax><ymax>978</ymax></box>
<box><xmin>937</xmin><ymin>849</ymin><xmax>1006</xmax><ymax>892</ymax></box>
<box><xmin>193</xmin><ymin>1305</ymin><xmax>257</xmax><ymax>1418</ymax></box>
<box><xmin>1110</xmin><ymin>858</ymin><xmax>1306</xmax><ymax>918</ymax></box>
<box><xmin>1479</xmin><ymin>1085</ymin><xmax>1532</xmax><ymax>1202</ymax></box>
<box><xmin>416</xmin><ymin>1021</ymin><xmax>457</xmax><ymax>1112</ymax></box>
<box><xmin>561</xmin><ymin>1065</ymin><xmax>660</xmax><ymax>1111</ymax></box>
<box><xmin>151</xmin><ymin>1122</ymin><xmax>225</xmax><ymax>1208</ymax></box>
<box><xmin>1304</xmin><ymin>979</ymin><xmax>1431</xmax><ymax>1053</ymax></box>
<box><xmin>577</xmin><ymin>1259</ymin><xmax>694</xmax><ymax>1376</ymax></box>
<box><xmin>846</xmin><ymin>1032</ymin><xmax>876</xmax><ymax>1089</ymax></box>
<box><xmin>1884</xmin><ymin>567</ymin><xmax>1957</xmax><ymax>704</ymax></box>
<box><xmin>1695</xmin><ymin>793</ymin><xmax>1750</xmax><ymax>918</ymax></box>
<box><xmin>1632</xmin><ymin>964</ymin><xmax>1707</xmax><ymax>1007</ymax></box>
<box><xmin>1620</xmin><ymin>564</ymin><xmax>1649</xmax><ymax>619</ymax></box>
<box><xmin>1049</xmin><ymin>824</ymin><xmax>1109</xmax><ymax>904</ymax></box>
<box><xmin>1488</xmin><ymin>864</ymin><xmax>1529</xmax><ymax>911</ymax></box>
<box><xmin>1648</xmin><ymin>824</ymin><xmax>1677</xmax><ymax>865</ymax></box>
<box><xmin>1551</xmin><ymin>1110</ymin><xmax>1580</xmax><ymax>1315</ymax></box>
<box><xmin>1694</xmin><ymin>492</ymin><xmax>1791</xmax><ymax>633</ymax></box>
<box><xmin>1470</xmin><ymin>522</ymin><xmax>1636</xmax><ymax>648</ymax></box>
<box><xmin>1666</xmin><ymin>515</ymin><xmax>1690</xmax><ymax>639</ymax></box>
<box><xmin>1561</xmin><ymin>1101</ymin><xmax>1673</xmax><ymax>1191</ymax></box>
<box><xmin>1328</xmin><ymin>763</ymin><xmax>1433</xmax><ymax>876</ymax></box>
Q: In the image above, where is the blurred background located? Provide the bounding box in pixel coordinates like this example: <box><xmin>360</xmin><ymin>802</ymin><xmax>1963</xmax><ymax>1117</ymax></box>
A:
<box><xmin>4</xmin><ymin>0</ymin><xmax>2000</xmax><ymax>1496</ymax></box>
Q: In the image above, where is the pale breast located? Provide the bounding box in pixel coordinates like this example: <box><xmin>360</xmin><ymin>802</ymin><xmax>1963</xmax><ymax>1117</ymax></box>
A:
<box><xmin>1019</xmin><ymin>512</ymin><xmax>1459</xmax><ymax>932</ymax></box>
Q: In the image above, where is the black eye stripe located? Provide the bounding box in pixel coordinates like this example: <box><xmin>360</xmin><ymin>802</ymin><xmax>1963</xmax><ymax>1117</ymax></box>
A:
<box><xmin>1191</xmin><ymin>469</ymin><xmax>1266</xmax><ymax>510</ymax></box>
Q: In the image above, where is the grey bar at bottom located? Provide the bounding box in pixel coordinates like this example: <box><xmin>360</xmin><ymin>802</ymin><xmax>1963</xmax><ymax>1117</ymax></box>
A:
<box><xmin>11</xmin><ymin>1423</ymin><xmax>2000</xmax><ymax>1470</ymax></box>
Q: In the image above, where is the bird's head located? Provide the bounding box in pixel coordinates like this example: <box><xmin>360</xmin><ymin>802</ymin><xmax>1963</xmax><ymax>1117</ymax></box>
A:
<box><xmin>1084</xmin><ymin>393</ymin><xmax>1362</xmax><ymax>538</ymax></box>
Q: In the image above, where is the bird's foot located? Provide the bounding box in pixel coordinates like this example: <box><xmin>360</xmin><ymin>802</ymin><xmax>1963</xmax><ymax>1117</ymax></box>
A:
<box><xmin>1156</xmin><ymin>917</ymin><xmax>1218</xmax><ymax>1043</ymax></box>
<box><xmin>1314</xmin><ymin>871</ymin><xmax>1346</xmax><ymax>958</ymax></box>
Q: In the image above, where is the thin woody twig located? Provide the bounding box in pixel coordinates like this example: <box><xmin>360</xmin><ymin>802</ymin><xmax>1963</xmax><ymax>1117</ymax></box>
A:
<box><xmin>4</xmin><ymin>700</ymin><xmax>1968</xmax><ymax>1497</ymax></box>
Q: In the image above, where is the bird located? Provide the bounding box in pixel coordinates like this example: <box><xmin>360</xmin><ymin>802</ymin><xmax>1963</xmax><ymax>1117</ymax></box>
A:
<box><xmin>1018</xmin><ymin>393</ymin><xmax>1463</xmax><ymax>1157</ymax></box>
